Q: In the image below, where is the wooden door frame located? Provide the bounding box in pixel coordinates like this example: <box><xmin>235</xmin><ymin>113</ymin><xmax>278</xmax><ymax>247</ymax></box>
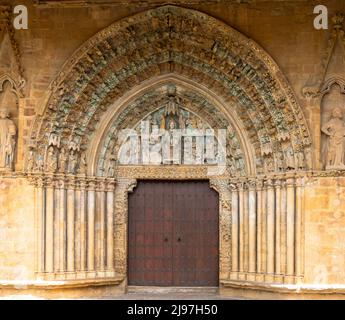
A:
<box><xmin>113</xmin><ymin>165</ymin><xmax>232</xmax><ymax>289</ymax></box>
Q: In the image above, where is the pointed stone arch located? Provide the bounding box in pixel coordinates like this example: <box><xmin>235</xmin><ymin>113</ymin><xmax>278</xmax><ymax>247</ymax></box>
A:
<box><xmin>28</xmin><ymin>5</ymin><xmax>312</xmax><ymax>175</ymax></box>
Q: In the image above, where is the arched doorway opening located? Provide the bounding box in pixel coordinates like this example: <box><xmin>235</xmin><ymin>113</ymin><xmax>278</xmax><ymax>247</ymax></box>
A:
<box><xmin>27</xmin><ymin>5</ymin><xmax>311</xmax><ymax>295</ymax></box>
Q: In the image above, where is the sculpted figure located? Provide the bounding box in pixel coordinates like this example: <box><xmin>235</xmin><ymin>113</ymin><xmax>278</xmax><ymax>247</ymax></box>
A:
<box><xmin>27</xmin><ymin>148</ymin><xmax>35</xmax><ymax>172</ymax></box>
<box><xmin>46</xmin><ymin>146</ymin><xmax>58</xmax><ymax>173</ymax></box>
<box><xmin>0</xmin><ymin>108</ymin><xmax>16</xmax><ymax>170</ymax></box>
<box><xmin>68</xmin><ymin>151</ymin><xmax>78</xmax><ymax>174</ymax></box>
<box><xmin>285</xmin><ymin>146</ymin><xmax>295</xmax><ymax>170</ymax></box>
<box><xmin>78</xmin><ymin>152</ymin><xmax>87</xmax><ymax>175</ymax></box>
<box><xmin>149</xmin><ymin>125</ymin><xmax>162</xmax><ymax>165</ymax></box>
<box><xmin>106</xmin><ymin>153</ymin><xmax>117</xmax><ymax>177</ymax></box>
<box><xmin>296</xmin><ymin>151</ymin><xmax>305</xmax><ymax>170</ymax></box>
<box><xmin>321</xmin><ymin>107</ymin><xmax>345</xmax><ymax>168</ymax></box>
<box><xmin>36</xmin><ymin>154</ymin><xmax>44</xmax><ymax>172</ymax></box>
<box><xmin>58</xmin><ymin>147</ymin><xmax>68</xmax><ymax>173</ymax></box>
<box><xmin>277</xmin><ymin>151</ymin><xmax>286</xmax><ymax>171</ymax></box>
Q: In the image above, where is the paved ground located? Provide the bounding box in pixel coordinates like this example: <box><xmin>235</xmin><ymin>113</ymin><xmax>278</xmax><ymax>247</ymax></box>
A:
<box><xmin>106</xmin><ymin>293</ymin><xmax>240</xmax><ymax>300</ymax></box>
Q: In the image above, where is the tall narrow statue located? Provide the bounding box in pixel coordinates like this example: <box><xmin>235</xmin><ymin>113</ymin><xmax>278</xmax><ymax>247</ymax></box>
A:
<box><xmin>321</xmin><ymin>107</ymin><xmax>345</xmax><ymax>169</ymax></box>
<box><xmin>0</xmin><ymin>107</ymin><xmax>17</xmax><ymax>170</ymax></box>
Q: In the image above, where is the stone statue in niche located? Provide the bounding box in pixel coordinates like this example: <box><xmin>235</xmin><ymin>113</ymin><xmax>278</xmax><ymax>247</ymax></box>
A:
<box><xmin>285</xmin><ymin>146</ymin><xmax>295</xmax><ymax>170</ymax></box>
<box><xmin>46</xmin><ymin>146</ymin><xmax>58</xmax><ymax>173</ymax></box>
<box><xmin>277</xmin><ymin>151</ymin><xmax>286</xmax><ymax>171</ymax></box>
<box><xmin>0</xmin><ymin>107</ymin><xmax>16</xmax><ymax>171</ymax></box>
<box><xmin>27</xmin><ymin>147</ymin><xmax>35</xmax><ymax>172</ymax></box>
<box><xmin>78</xmin><ymin>151</ymin><xmax>87</xmax><ymax>175</ymax></box>
<box><xmin>68</xmin><ymin>151</ymin><xmax>78</xmax><ymax>174</ymax></box>
<box><xmin>35</xmin><ymin>154</ymin><xmax>44</xmax><ymax>172</ymax></box>
<box><xmin>149</xmin><ymin>125</ymin><xmax>162</xmax><ymax>165</ymax></box>
<box><xmin>58</xmin><ymin>147</ymin><xmax>68</xmax><ymax>173</ymax></box>
<box><xmin>296</xmin><ymin>151</ymin><xmax>305</xmax><ymax>170</ymax></box>
<box><xmin>321</xmin><ymin>107</ymin><xmax>345</xmax><ymax>169</ymax></box>
<box><xmin>106</xmin><ymin>153</ymin><xmax>117</xmax><ymax>177</ymax></box>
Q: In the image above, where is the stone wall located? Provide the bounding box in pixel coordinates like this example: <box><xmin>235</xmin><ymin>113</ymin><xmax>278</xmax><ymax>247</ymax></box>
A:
<box><xmin>0</xmin><ymin>178</ymin><xmax>35</xmax><ymax>282</ymax></box>
<box><xmin>304</xmin><ymin>177</ymin><xmax>345</xmax><ymax>285</ymax></box>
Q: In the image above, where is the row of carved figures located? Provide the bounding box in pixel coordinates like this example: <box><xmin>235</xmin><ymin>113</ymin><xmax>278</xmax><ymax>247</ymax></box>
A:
<box><xmin>27</xmin><ymin>146</ymin><xmax>87</xmax><ymax>175</ymax></box>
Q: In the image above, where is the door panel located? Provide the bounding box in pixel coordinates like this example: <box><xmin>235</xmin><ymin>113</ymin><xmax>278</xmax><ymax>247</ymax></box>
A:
<box><xmin>128</xmin><ymin>181</ymin><xmax>219</xmax><ymax>286</ymax></box>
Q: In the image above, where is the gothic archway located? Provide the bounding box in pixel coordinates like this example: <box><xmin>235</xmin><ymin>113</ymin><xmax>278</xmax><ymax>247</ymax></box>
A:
<box><xmin>27</xmin><ymin>5</ymin><xmax>310</xmax><ymax>290</ymax></box>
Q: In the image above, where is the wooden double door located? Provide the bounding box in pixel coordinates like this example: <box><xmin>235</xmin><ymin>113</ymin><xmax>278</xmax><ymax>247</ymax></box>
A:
<box><xmin>128</xmin><ymin>180</ymin><xmax>219</xmax><ymax>287</ymax></box>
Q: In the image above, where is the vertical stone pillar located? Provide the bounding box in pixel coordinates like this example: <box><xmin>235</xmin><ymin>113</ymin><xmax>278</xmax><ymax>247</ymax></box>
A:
<box><xmin>74</xmin><ymin>180</ymin><xmax>81</xmax><ymax>272</ymax></box>
<box><xmin>275</xmin><ymin>179</ymin><xmax>282</xmax><ymax>275</ymax></box>
<box><xmin>295</xmin><ymin>176</ymin><xmax>304</xmax><ymax>277</ymax></box>
<box><xmin>243</xmin><ymin>185</ymin><xmax>249</xmax><ymax>273</ymax></box>
<box><xmin>79</xmin><ymin>179</ymin><xmax>87</xmax><ymax>272</ymax></box>
<box><xmin>210</xmin><ymin>179</ymin><xmax>231</xmax><ymax>281</ymax></box>
<box><xmin>256</xmin><ymin>180</ymin><xmax>264</xmax><ymax>275</ymax></box>
<box><xmin>286</xmin><ymin>177</ymin><xmax>295</xmax><ymax>276</ymax></box>
<box><xmin>45</xmin><ymin>177</ymin><xmax>55</xmax><ymax>273</ymax></box>
<box><xmin>280</xmin><ymin>179</ymin><xmax>287</xmax><ymax>275</ymax></box>
<box><xmin>114</xmin><ymin>178</ymin><xmax>137</xmax><ymax>277</ymax></box>
<box><xmin>58</xmin><ymin>178</ymin><xmax>66</xmax><ymax>272</ymax></box>
<box><xmin>238</xmin><ymin>182</ymin><xmax>245</xmax><ymax>273</ymax></box>
<box><xmin>34</xmin><ymin>177</ymin><xmax>45</xmax><ymax>274</ymax></box>
<box><xmin>66</xmin><ymin>178</ymin><xmax>76</xmax><ymax>273</ymax></box>
<box><xmin>266</xmin><ymin>179</ymin><xmax>275</xmax><ymax>275</ymax></box>
<box><xmin>261</xmin><ymin>180</ymin><xmax>267</xmax><ymax>274</ymax></box>
<box><xmin>230</xmin><ymin>183</ymin><xmax>239</xmax><ymax>275</ymax></box>
<box><xmin>106</xmin><ymin>180</ymin><xmax>116</xmax><ymax>272</ymax></box>
<box><xmin>87</xmin><ymin>180</ymin><xmax>96</xmax><ymax>272</ymax></box>
<box><xmin>248</xmin><ymin>180</ymin><xmax>256</xmax><ymax>275</ymax></box>
<box><xmin>96</xmin><ymin>181</ymin><xmax>106</xmax><ymax>273</ymax></box>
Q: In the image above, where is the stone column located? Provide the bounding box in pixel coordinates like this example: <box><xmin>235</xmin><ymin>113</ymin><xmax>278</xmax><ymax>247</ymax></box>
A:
<box><xmin>96</xmin><ymin>181</ymin><xmax>106</xmax><ymax>272</ymax></box>
<box><xmin>275</xmin><ymin>179</ymin><xmax>282</xmax><ymax>275</ymax></box>
<box><xmin>106</xmin><ymin>180</ymin><xmax>116</xmax><ymax>272</ymax></box>
<box><xmin>230</xmin><ymin>183</ymin><xmax>239</xmax><ymax>275</ymax></box>
<box><xmin>243</xmin><ymin>185</ymin><xmax>249</xmax><ymax>273</ymax></box>
<box><xmin>280</xmin><ymin>179</ymin><xmax>287</xmax><ymax>275</ymax></box>
<box><xmin>248</xmin><ymin>180</ymin><xmax>256</xmax><ymax>274</ymax></box>
<box><xmin>87</xmin><ymin>180</ymin><xmax>96</xmax><ymax>272</ymax></box>
<box><xmin>295</xmin><ymin>176</ymin><xmax>304</xmax><ymax>277</ymax></box>
<box><xmin>256</xmin><ymin>180</ymin><xmax>264</xmax><ymax>275</ymax></box>
<box><xmin>57</xmin><ymin>178</ymin><xmax>66</xmax><ymax>272</ymax></box>
<box><xmin>114</xmin><ymin>178</ymin><xmax>136</xmax><ymax>277</ymax></box>
<box><xmin>286</xmin><ymin>177</ymin><xmax>295</xmax><ymax>276</ymax></box>
<box><xmin>210</xmin><ymin>179</ymin><xmax>231</xmax><ymax>281</ymax></box>
<box><xmin>266</xmin><ymin>179</ymin><xmax>275</xmax><ymax>274</ymax></box>
<box><xmin>45</xmin><ymin>177</ymin><xmax>55</xmax><ymax>273</ymax></box>
<box><xmin>66</xmin><ymin>178</ymin><xmax>76</xmax><ymax>273</ymax></box>
<box><xmin>261</xmin><ymin>180</ymin><xmax>267</xmax><ymax>274</ymax></box>
<box><xmin>74</xmin><ymin>179</ymin><xmax>81</xmax><ymax>272</ymax></box>
<box><xmin>238</xmin><ymin>182</ymin><xmax>245</xmax><ymax>273</ymax></box>
<box><xmin>34</xmin><ymin>177</ymin><xmax>45</xmax><ymax>274</ymax></box>
<box><xmin>79</xmin><ymin>179</ymin><xmax>87</xmax><ymax>272</ymax></box>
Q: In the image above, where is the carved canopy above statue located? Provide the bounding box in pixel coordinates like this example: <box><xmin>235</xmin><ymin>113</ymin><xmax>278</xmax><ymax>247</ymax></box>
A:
<box><xmin>28</xmin><ymin>5</ymin><xmax>312</xmax><ymax>176</ymax></box>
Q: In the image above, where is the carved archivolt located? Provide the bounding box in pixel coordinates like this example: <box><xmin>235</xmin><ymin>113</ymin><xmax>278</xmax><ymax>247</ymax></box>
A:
<box><xmin>28</xmin><ymin>5</ymin><xmax>312</xmax><ymax>176</ymax></box>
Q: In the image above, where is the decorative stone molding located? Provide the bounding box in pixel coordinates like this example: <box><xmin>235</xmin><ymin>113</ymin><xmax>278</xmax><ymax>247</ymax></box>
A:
<box><xmin>35</xmin><ymin>0</ymin><xmax>252</xmax><ymax>7</ymax></box>
<box><xmin>303</xmin><ymin>13</ymin><xmax>345</xmax><ymax>99</ymax></box>
<box><xmin>0</xmin><ymin>6</ymin><xmax>25</xmax><ymax>96</ymax></box>
<box><xmin>29</xmin><ymin>5</ymin><xmax>312</xmax><ymax>176</ymax></box>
